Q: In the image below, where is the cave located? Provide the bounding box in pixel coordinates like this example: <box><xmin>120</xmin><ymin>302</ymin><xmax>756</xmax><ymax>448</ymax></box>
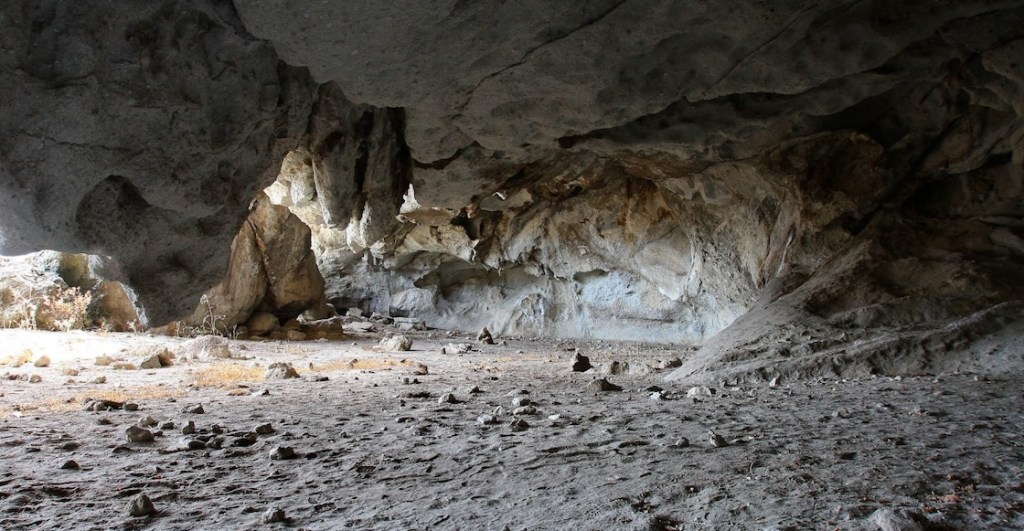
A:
<box><xmin>1</xmin><ymin>1</ymin><xmax>1023</xmax><ymax>529</ymax></box>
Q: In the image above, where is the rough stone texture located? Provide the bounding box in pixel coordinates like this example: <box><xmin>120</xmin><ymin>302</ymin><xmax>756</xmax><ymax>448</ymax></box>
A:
<box><xmin>181</xmin><ymin>192</ymin><xmax>326</xmax><ymax>333</ymax></box>
<box><xmin>0</xmin><ymin>0</ymin><xmax>316</xmax><ymax>324</ymax></box>
<box><xmin>244</xmin><ymin>1</ymin><xmax>1024</xmax><ymax>377</ymax></box>
<box><xmin>4</xmin><ymin>1</ymin><xmax>1024</xmax><ymax>378</ymax></box>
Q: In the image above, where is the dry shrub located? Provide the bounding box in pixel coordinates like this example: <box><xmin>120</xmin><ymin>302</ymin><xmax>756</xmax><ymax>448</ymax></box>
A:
<box><xmin>0</xmin><ymin>284</ymin><xmax>92</xmax><ymax>331</ymax></box>
<box><xmin>190</xmin><ymin>364</ymin><xmax>265</xmax><ymax>388</ymax></box>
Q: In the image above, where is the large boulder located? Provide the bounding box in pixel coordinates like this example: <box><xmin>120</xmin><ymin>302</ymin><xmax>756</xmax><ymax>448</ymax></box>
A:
<box><xmin>182</xmin><ymin>193</ymin><xmax>326</xmax><ymax>333</ymax></box>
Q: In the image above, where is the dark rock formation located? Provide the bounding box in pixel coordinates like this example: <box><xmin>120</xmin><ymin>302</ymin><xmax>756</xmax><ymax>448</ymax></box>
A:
<box><xmin>3</xmin><ymin>0</ymin><xmax>1023</xmax><ymax>378</ymax></box>
<box><xmin>0</xmin><ymin>1</ymin><xmax>316</xmax><ymax>323</ymax></box>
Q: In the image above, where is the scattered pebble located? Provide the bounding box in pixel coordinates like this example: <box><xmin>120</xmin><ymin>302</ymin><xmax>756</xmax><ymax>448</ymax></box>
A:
<box><xmin>161</xmin><ymin>421</ymin><xmax>175</xmax><ymax>430</ymax></box>
<box><xmin>438</xmin><ymin>393</ymin><xmax>458</xmax><ymax>404</ymax></box>
<box><xmin>442</xmin><ymin>343</ymin><xmax>473</xmax><ymax>355</ymax></box>
<box><xmin>509</xmin><ymin>419</ymin><xmax>529</xmax><ymax>432</ymax></box>
<box><xmin>60</xmin><ymin>460</ymin><xmax>80</xmax><ymax>470</ymax></box>
<box><xmin>477</xmin><ymin>414</ymin><xmax>499</xmax><ymax>425</ymax></box>
<box><xmin>28</xmin><ymin>374</ymin><xmax>42</xmax><ymax>383</ymax></box>
<box><xmin>127</xmin><ymin>493</ymin><xmax>156</xmax><ymax>517</ymax></box>
<box><xmin>182</xmin><ymin>421</ymin><xmax>196</xmax><ymax>435</ymax></box>
<box><xmin>137</xmin><ymin>416</ymin><xmax>158</xmax><ymax>427</ymax></box>
<box><xmin>673</xmin><ymin>437</ymin><xmax>690</xmax><ymax>448</ymax></box>
<box><xmin>92</xmin><ymin>376</ymin><xmax>107</xmax><ymax>384</ymax></box>
<box><xmin>513</xmin><ymin>406</ymin><xmax>537</xmax><ymax>416</ymax></box>
<box><xmin>84</xmin><ymin>399</ymin><xmax>123</xmax><ymax>412</ymax></box>
<box><xmin>511</xmin><ymin>396</ymin><xmax>531</xmax><ymax>408</ymax></box>
<box><xmin>686</xmin><ymin>386</ymin><xmax>716</xmax><ymax>399</ymax></box>
<box><xmin>657</xmin><ymin>358</ymin><xmax>683</xmax><ymax>370</ymax></box>
<box><xmin>125</xmin><ymin>426</ymin><xmax>155</xmax><ymax>443</ymax></box>
<box><xmin>265</xmin><ymin>362</ymin><xmax>300</xmax><ymax>380</ymax></box>
<box><xmin>571</xmin><ymin>353</ymin><xmax>592</xmax><ymax>372</ymax></box>
<box><xmin>124</xmin><ymin>403</ymin><xmax>139</xmax><ymax>412</ymax></box>
<box><xmin>33</xmin><ymin>355</ymin><xmax>50</xmax><ymax>368</ymax></box>
<box><xmin>708</xmin><ymin>430</ymin><xmax>729</xmax><ymax>448</ymax></box>
<box><xmin>255</xmin><ymin>423</ymin><xmax>275</xmax><ymax>435</ymax></box>
<box><xmin>62</xmin><ymin>368</ymin><xmax>80</xmax><ymax>376</ymax></box>
<box><xmin>231</xmin><ymin>433</ymin><xmax>258</xmax><ymax>447</ymax></box>
<box><xmin>262</xmin><ymin>507</ymin><xmax>287</xmax><ymax>524</ymax></box>
<box><xmin>94</xmin><ymin>355</ymin><xmax>114</xmax><ymax>366</ymax></box>
<box><xmin>183</xmin><ymin>404</ymin><xmax>205</xmax><ymax>414</ymax></box>
<box><xmin>588</xmin><ymin>378</ymin><xmax>622</xmax><ymax>392</ymax></box>
<box><xmin>477</xmin><ymin>327</ymin><xmax>495</xmax><ymax>345</ymax></box>
<box><xmin>379</xmin><ymin>335</ymin><xmax>413</xmax><ymax>351</ymax></box>
<box><xmin>269</xmin><ymin>446</ymin><xmax>298</xmax><ymax>460</ymax></box>
<box><xmin>868</xmin><ymin>508</ymin><xmax>924</xmax><ymax>531</ymax></box>
<box><xmin>179</xmin><ymin>438</ymin><xmax>206</xmax><ymax>451</ymax></box>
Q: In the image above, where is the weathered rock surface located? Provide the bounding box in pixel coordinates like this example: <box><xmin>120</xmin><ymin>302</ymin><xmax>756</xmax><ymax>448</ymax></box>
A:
<box><xmin>0</xmin><ymin>0</ymin><xmax>316</xmax><ymax>323</ymax></box>
<box><xmin>181</xmin><ymin>192</ymin><xmax>326</xmax><ymax>333</ymax></box>
<box><xmin>3</xmin><ymin>1</ymin><xmax>1024</xmax><ymax>379</ymax></box>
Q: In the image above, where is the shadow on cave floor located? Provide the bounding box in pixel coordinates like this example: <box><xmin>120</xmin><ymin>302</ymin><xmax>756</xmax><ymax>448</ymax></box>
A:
<box><xmin>0</xmin><ymin>328</ymin><xmax>1021</xmax><ymax>530</ymax></box>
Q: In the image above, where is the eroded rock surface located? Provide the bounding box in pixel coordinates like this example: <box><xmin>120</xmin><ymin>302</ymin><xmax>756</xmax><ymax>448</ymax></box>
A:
<box><xmin>3</xmin><ymin>1</ymin><xmax>1024</xmax><ymax>378</ymax></box>
<box><xmin>0</xmin><ymin>1</ymin><xmax>316</xmax><ymax>323</ymax></box>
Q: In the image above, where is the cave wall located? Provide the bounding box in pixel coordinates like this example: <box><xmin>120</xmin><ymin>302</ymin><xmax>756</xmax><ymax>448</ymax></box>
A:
<box><xmin>0</xmin><ymin>0</ymin><xmax>316</xmax><ymax>323</ymax></box>
<box><xmin>2</xmin><ymin>1</ymin><xmax>1023</xmax><ymax>378</ymax></box>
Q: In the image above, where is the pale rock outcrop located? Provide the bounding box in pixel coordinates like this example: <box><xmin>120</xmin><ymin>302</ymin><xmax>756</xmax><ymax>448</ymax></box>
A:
<box><xmin>182</xmin><ymin>193</ymin><xmax>326</xmax><ymax>334</ymax></box>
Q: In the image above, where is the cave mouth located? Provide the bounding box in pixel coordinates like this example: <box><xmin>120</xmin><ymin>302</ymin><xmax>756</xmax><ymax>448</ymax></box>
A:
<box><xmin>1</xmin><ymin>0</ymin><xmax>1022</xmax><ymax>385</ymax></box>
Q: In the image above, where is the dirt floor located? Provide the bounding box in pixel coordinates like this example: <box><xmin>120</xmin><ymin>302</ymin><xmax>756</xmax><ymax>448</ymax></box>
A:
<box><xmin>0</xmin><ymin>327</ymin><xmax>1022</xmax><ymax>530</ymax></box>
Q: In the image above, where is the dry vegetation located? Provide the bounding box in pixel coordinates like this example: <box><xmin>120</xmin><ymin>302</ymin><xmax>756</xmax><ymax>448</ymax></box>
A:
<box><xmin>188</xmin><ymin>363</ymin><xmax>266</xmax><ymax>389</ymax></box>
<box><xmin>4</xmin><ymin>385</ymin><xmax>182</xmax><ymax>415</ymax></box>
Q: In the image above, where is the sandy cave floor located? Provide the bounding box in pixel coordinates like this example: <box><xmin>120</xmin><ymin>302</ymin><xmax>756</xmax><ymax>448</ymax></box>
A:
<box><xmin>0</xmin><ymin>328</ymin><xmax>1022</xmax><ymax>530</ymax></box>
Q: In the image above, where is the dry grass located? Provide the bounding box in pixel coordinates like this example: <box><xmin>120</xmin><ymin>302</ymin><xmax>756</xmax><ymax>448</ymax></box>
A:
<box><xmin>6</xmin><ymin>385</ymin><xmax>183</xmax><ymax>415</ymax></box>
<box><xmin>189</xmin><ymin>363</ymin><xmax>266</xmax><ymax>389</ymax></box>
<box><xmin>309</xmin><ymin>358</ymin><xmax>421</xmax><ymax>372</ymax></box>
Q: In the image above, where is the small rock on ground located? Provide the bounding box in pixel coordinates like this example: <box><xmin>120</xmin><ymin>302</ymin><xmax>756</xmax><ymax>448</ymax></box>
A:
<box><xmin>125</xmin><ymin>426</ymin><xmax>154</xmax><ymax>443</ymax></box>
<box><xmin>868</xmin><ymin>508</ymin><xmax>925</xmax><ymax>531</ymax></box>
<box><xmin>380</xmin><ymin>335</ymin><xmax>413</xmax><ymax>351</ymax></box>
<box><xmin>262</xmin><ymin>507</ymin><xmax>287</xmax><ymax>524</ymax></box>
<box><xmin>708</xmin><ymin>431</ymin><xmax>729</xmax><ymax>448</ymax></box>
<box><xmin>588</xmin><ymin>378</ymin><xmax>622</xmax><ymax>392</ymax></box>
<box><xmin>264</xmin><ymin>362</ymin><xmax>300</xmax><ymax>380</ymax></box>
<box><xmin>571</xmin><ymin>353</ymin><xmax>592</xmax><ymax>372</ymax></box>
<box><xmin>127</xmin><ymin>493</ymin><xmax>156</xmax><ymax>517</ymax></box>
<box><xmin>442</xmin><ymin>343</ymin><xmax>472</xmax><ymax>355</ymax></box>
<box><xmin>477</xmin><ymin>327</ymin><xmax>494</xmax><ymax>345</ymax></box>
<box><xmin>269</xmin><ymin>446</ymin><xmax>298</xmax><ymax>460</ymax></box>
